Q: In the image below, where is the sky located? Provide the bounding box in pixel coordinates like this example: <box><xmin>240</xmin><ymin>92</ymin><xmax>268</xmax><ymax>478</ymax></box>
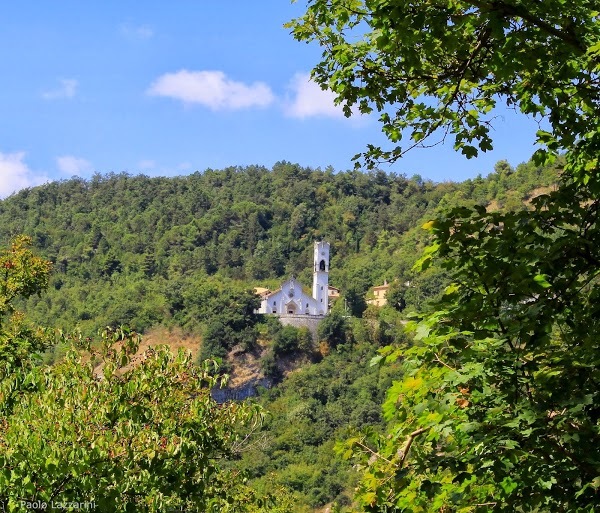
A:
<box><xmin>0</xmin><ymin>1</ymin><xmax>544</xmax><ymax>198</ymax></box>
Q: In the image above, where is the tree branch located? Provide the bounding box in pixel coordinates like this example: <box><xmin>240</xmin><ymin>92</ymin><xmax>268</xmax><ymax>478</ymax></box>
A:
<box><xmin>397</xmin><ymin>427</ymin><xmax>430</xmax><ymax>468</ymax></box>
<box><xmin>355</xmin><ymin>439</ymin><xmax>394</xmax><ymax>465</ymax></box>
<box><xmin>466</xmin><ymin>0</ymin><xmax>587</xmax><ymax>54</ymax></box>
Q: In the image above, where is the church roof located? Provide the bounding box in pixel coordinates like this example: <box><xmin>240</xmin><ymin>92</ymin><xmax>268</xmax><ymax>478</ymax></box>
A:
<box><xmin>261</xmin><ymin>277</ymin><xmax>310</xmax><ymax>299</ymax></box>
<box><xmin>262</xmin><ymin>287</ymin><xmax>281</xmax><ymax>298</ymax></box>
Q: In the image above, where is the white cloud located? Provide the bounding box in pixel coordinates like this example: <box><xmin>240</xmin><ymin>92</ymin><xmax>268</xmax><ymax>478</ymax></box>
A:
<box><xmin>285</xmin><ymin>73</ymin><xmax>346</xmax><ymax>119</ymax></box>
<box><xmin>56</xmin><ymin>155</ymin><xmax>93</xmax><ymax>176</ymax></box>
<box><xmin>42</xmin><ymin>79</ymin><xmax>78</xmax><ymax>100</ymax></box>
<box><xmin>0</xmin><ymin>151</ymin><xmax>49</xmax><ymax>198</ymax></box>
<box><xmin>120</xmin><ymin>23</ymin><xmax>154</xmax><ymax>40</ymax></box>
<box><xmin>147</xmin><ymin>70</ymin><xmax>275</xmax><ymax>110</ymax></box>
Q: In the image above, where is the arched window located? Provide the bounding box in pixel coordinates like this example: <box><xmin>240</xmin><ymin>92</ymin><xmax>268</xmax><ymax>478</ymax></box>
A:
<box><xmin>319</xmin><ymin>259</ymin><xmax>326</xmax><ymax>271</ymax></box>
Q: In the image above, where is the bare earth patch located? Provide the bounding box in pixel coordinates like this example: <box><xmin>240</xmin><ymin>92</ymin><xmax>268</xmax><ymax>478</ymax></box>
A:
<box><xmin>91</xmin><ymin>326</ymin><xmax>201</xmax><ymax>377</ymax></box>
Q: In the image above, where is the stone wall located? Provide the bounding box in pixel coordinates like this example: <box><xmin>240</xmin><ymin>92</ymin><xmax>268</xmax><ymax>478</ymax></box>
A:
<box><xmin>275</xmin><ymin>314</ymin><xmax>323</xmax><ymax>340</ymax></box>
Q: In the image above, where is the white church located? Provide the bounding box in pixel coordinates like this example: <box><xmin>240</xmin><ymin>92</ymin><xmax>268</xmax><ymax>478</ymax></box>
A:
<box><xmin>256</xmin><ymin>241</ymin><xmax>330</xmax><ymax>316</ymax></box>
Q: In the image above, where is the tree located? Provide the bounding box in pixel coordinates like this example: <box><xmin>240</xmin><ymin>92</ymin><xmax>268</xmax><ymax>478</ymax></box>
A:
<box><xmin>100</xmin><ymin>250</ymin><xmax>122</xmax><ymax>277</ymax></box>
<box><xmin>289</xmin><ymin>1</ymin><xmax>600</xmax><ymax>174</ymax></box>
<box><xmin>196</xmin><ymin>287</ymin><xmax>261</xmax><ymax>365</ymax></box>
<box><xmin>318</xmin><ymin>307</ymin><xmax>349</xmax><ymax>348</ymax></box>
<box><xmin>0</xmin><ymin>238</ymin><xmax>271</xmax><ymax>512</ymax></box>
<box><xmin>291</xmin><ymin>1</ymin><xmax>600</xmax><ymax>511</ymax></box>
<box><xmin>384</xmin><ymin>280</ymin><xmax>406</xmax><ymax>313</ymax></box>
<box><xmin>344</xmin><ymin>284</ymin><xmax>368</xmax><ymax>317</ymax></box>
<box><xmin>141</xmin><ymin>253</ymin><xmax>156</xmax><ymax>277</ymax></box>
<box><xmin>0</xmin><ymin>235</ymin><xmax>53</xmax><ymax>369</ymax></box>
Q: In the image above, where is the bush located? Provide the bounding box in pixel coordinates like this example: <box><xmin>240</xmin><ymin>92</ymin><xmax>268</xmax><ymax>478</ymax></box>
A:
<box><xmin>273</xmin><ymin>325</ymin><xmax>304</xmax><ymax>355</ymax></box>
<box><xmin>260</xmin><ymin>349</ymin><xmax>280</xmax><ymax>380</ymax></box>
<box><xmin>317</xmin><ymin>309</ymin><xmax>347</xmax><ymax>348</ymax></box>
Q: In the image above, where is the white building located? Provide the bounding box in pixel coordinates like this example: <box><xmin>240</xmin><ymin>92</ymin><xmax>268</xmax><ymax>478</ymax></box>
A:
<box><xmin>257</xmin><ymin>241</ymin><xmax>330</xmax><ymax>316</ymax></box>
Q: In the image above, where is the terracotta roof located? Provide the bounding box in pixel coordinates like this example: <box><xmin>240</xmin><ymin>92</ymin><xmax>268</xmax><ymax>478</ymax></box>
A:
<box><xmin>373</xmin><ymin>284</ymin><xmax>390</xmax><ymax>290</ymax></box>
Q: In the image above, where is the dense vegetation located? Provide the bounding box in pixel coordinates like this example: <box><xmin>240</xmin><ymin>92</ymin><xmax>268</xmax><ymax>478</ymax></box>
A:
<box><xmin>1</xmin><ymin>159</ymin><xmax>556</xmax><ymax>343</ymax></box>
<box><xmin>238</xmin><ymin>338</ymin><xmax>396</xmax><ymax>509</ymax></box>
<box><xmin>0</xmin><ymin>159</ymin><xmax>559</xmax><ymax>511</ymax></box>
<box><xmin>3</xmin><ymin>0</ymin><xmax>597</xmax><ymax>509</ymax></box>
<box><xmin>0</xmin><ymin>237</ymin><xmax>270</xmax><ymax>512</ymax></box>
<box><xmin>292</xmin><ymin>0</ymin><xmax>600</xmax><ymax>510</ymax></box>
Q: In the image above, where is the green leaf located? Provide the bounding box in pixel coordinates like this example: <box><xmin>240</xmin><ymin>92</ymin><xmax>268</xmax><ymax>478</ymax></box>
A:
<box><xmin>414</xmin><ymin>324</ymin><xmax>430</xmax><ymax>340</ymax></box>
<box><xmin>370</xmin><ymin>354</ymin><xmax>384</xmax><ymax>367</ymax></box>
<box><xmin>533</xmin><ymin>274</ymin><xmax>551</xmax><ymax>288</ymax></box>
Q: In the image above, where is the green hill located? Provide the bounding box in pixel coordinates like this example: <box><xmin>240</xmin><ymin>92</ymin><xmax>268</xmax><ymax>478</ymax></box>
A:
<box><xmin>0</xmin><ymin>157</ymin><xmax>560</xmax><ymax>510</ymax></box>
<box><xmin>1</xmin><ymin>159</ymin><xmax>558</xmax><ymax>337</ymax></box>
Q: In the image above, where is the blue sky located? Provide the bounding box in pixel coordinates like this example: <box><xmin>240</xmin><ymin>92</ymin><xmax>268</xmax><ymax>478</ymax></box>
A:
<box><xmin>0</xmin><ymin>1</ymin><xmax>543</xmax><ymax>198</ymax></box>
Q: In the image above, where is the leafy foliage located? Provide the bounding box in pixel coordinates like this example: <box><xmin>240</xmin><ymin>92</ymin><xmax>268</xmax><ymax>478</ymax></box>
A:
<box><xmin>344</xmin><ymin>189</ymin><xmax>600</xmax><ymax>510</ymax></box>
<box><xmin>0</xmin><ymin>236</ymin><xmax>53</xmax><ymax>370</ymax></box>
<box><xmin>197</xmin><ymin>287</ymin><xmax>261</xmax><ymax>364</ymax></box>
<box><xmin>317</xmin><ymin>306</ymin><xmax>350</xmax><ymax>348</ymax></box>
<box><xmin>289</xmin><ymin>0</ymin><xmax>600</xmax><ymax>171</ymax></box>
<box><xmin>0</xmin><ymin>155</ymin><xmax>565</xmax><ymax>512</ymax></box>
<box><xmin>0</xmin><ymin>238</ymin><xmax>270</xmax><ymax>512</ymax></box>
<box><xmin>272</xmin><ymin>325</ymin><xmax>313</xmax><ymax>356</ymax></box>
<box><xmin>291</xmin><ymin>0</ymin><xmax>600</xmax><ymax>511</ymax></box>
<box><xmin>236</xmin><ymin>337</ymin><xmax>400</xmax><ymax>511</ymax></box>
<box><xmin>0</xmin><ymin>161</ymin><xmax>558</xmax><ymax>341</ymax></box>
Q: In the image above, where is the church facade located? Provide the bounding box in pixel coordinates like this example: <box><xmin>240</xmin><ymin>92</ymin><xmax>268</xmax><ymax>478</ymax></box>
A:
<box><xmin>257</xmin><ymin>241</ymin><xmax>330</xmax><ymax>316</ymax></box>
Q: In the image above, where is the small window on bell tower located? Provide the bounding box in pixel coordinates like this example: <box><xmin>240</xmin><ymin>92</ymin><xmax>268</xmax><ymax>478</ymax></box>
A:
<box><xmin>319</xmin><ymin>259</ymin><xmax>326</xmax><ymax>271</ymax></box>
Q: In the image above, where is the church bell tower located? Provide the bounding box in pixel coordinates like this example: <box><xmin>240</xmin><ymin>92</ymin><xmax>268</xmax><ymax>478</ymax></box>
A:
<box><xmin>312</xmin><ymin>241</ymin><xmax>330</xmax><ymax>315</ymax></box>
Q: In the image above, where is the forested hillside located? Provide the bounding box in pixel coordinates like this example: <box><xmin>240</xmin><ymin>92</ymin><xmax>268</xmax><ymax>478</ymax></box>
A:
<box><xmin>1</xmin><ymin>158</ymin><xmax>557</xmax><ymax>342</ymax></box>
<box><xmin>0</xmin><ymin>158</ymin><xmax>559</xmax><ymax>510</ymax></box>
